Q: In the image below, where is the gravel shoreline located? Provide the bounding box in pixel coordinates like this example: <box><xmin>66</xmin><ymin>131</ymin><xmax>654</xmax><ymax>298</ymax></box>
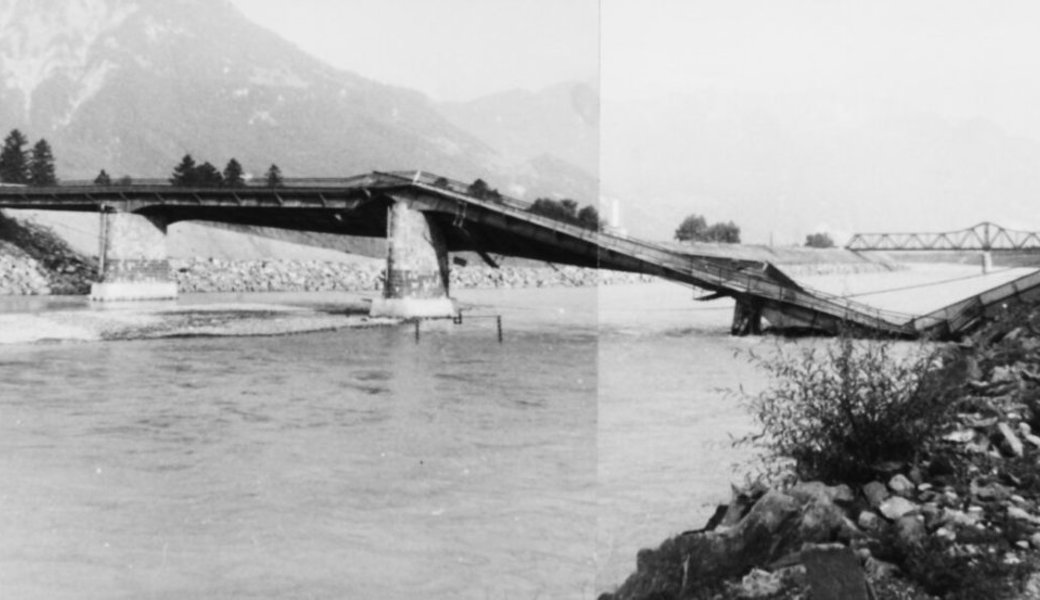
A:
<box><xmin>0</xmin><ymin>302</ymin><xmax>399</xmax><ymax>345</ymax></box>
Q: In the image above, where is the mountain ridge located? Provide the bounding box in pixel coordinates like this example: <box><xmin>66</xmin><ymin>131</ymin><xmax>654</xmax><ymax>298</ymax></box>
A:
<box><xmin>0</xmin><ymin>0</ymin><xmax>597</xmax><ymax>204</ymax></box>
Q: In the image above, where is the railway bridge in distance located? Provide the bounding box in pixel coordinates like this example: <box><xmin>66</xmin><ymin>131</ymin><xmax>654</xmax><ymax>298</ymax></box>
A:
<box><xmin>2</xmin><ymin>172</ymin><xmax>1038</xmax><ymax>340</ymax></box>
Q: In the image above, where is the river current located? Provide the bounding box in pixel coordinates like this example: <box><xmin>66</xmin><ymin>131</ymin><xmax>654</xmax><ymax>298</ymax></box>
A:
<box><xmin>0</xmin><ymin>281</ymin><xmax>762</xmax><ymax>599</ymax></box>
<box><xmin>3</xmin><ymin>266</ymin><xmax>1007</xmax><ymax>599</ymax></box>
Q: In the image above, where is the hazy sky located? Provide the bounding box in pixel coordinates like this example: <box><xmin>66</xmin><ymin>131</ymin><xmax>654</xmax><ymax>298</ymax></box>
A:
<box><xmin>227</xmin><ymin>1</ymin><xmax>1040</xmax><ymax>240</ymax></box>
<box><xmin>602</xmin><ymin>0</ymin><xmax>1040</xmax><ymax>139</ymax></box>
<box><xmin>229</xmin><ymin>0</ymin><xmax>598</xmax><ymax>102</ymax></box>
<box><xmin>231</xmin><ymin>0</ymin><xmax>1040</xmax><ymax>137</ymax></box>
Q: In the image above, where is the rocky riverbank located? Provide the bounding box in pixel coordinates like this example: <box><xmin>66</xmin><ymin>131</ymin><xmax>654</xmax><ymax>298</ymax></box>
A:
<box><xmin>170</xmin><ymin>257</ymin><xmax>657</xmax><ymax>294</ymax></box>
<box><xmin>0</xmin><ymin>212</ymin><xmax>97</xmax><ymax>295</ymax></box>
<box><xmin>601</xmin><ymin>308</ymin><xmax>1040</xmax><ymax>599</ymax></box>
<box><xmin>0</xmin><ymin>252</ymin><xmax>658</xmax><ymax>296</ymax></box>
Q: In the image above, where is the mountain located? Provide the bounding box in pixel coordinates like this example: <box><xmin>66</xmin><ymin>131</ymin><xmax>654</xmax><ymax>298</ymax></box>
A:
<box><xmin>601</xmin><ymin>90</ymin><xmax>1040</xmax><ymax>244</ymax></box>
<box><xmin>438</xmin><ymin>81</ymin><xmax>598</xmax><ymax>179</ymax></box>
<box><xmin>0</xmin><ymin>0</ymin><xmax>594</xmax><ymax>202</ymax></box>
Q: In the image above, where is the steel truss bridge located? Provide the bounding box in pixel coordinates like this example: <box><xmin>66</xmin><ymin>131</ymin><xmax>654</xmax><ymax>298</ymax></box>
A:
<box><xmin>847</xmin><ymin>222</ymin><xmax>1040</xmax><ymax>252</ymax></box>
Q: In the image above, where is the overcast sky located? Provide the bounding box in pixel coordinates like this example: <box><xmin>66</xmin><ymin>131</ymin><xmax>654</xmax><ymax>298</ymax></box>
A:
<box><xmin>606</xmin><ymin>1</ymin><xmax>1040</xmax><ymax>133</ymax></box>
<box><xmin>231</xmin><ymin>0</ymin><xmax>1040</xmax><ymax>141</ymax></box>
<box><xmin>229</xmin><ymin>0</ymin><xmax>598</xmax><ymax>102</ymax></box>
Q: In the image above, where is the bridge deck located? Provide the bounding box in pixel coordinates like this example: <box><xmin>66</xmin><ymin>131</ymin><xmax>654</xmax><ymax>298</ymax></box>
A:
<box><xmin>0</xmin><ymin>171</ymin><xmax>1034</xmax><ymax>339</ymax></box>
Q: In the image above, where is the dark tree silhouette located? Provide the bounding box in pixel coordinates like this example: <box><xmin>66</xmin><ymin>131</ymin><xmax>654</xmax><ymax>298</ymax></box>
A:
<box><xmin>805</xmin><ymin>232</ymin><xmax>836</xmax><ymax>248</ymax></box>
<box><xmin>0</xmin><ymin>129</ymin><xmax>29</xmax><ymax>184</ymax></box>
<box><xmin>704</xmin><ymin>221</ymin><xmax>741</xmax><ymax>243</ymax></box>
<box><xmin>194</xmin><ymin>162</ymin><xmax>223</xmax><ymax>187</ymax></box>
<box><xmin>94</xmin><ymin>169</ymin><xmax>112</xmax><ymax>186</ymax></box>
<box><xmin>264</xmin><ymin>164</ymin><xmax>283</xmax><ymax>188</ymax></box>
<box><xmin>170</xmin><ymin>154</ymin><xmax>198</xmax><ymax>187</ymax></box>
<box><xmin>576</xmin><ymin>205</ymin><xmax>602</xmax><ymax>231</ymax></box>
<box><xmin>27</xmin><ymin>139</ymin><xmax>57</xmax><ymax>186</ymax></box>
<box><xmin>467</xmin><ymin>178</ymin><xmax>490</xmax><ymax>198</ymax></box>
<box><xmin>223</xmin><ymin>158</ymin><xmax>245</xmax><ymax>188</ymax></box>
<box><xmin>116</xmin><ymin>175</ymin><xmax>133</xmax><ymax>186</ymax></box>
<box><xmin>527</xmin><ymin>197</ymin><xmax>600</xmax><ymax>231</ymax></box>
<box><xmin>675</xmin><ymin>214</ymin><xmax>741</xmax><ymax>243</ymax></box>
<box><xmin>675</xmin><ymin>214</ymin><xmax>709</xmax><ymax>242</ymax></box>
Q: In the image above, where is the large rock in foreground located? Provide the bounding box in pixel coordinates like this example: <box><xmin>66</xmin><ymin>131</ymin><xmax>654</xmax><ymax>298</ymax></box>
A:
<box><xmin>601</xmin><ymin>482</ymin><xmax>863</xmax><ymax>600</ymax></box>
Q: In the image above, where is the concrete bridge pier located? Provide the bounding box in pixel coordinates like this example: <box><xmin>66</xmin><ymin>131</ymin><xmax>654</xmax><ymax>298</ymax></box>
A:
<box><xmin>370</xmin><ymin>197</ymin><xmax>456</xmax><ymax>319</ymax></box>
<box><xmin>731</xmin><ymin>297</ymin><xmax>764</xmax><ymax>336</ymax></box>
<box><xmin>90</xmin><ymin>211</ymin><xmax>178</xmax><ymax>302</ymax></box>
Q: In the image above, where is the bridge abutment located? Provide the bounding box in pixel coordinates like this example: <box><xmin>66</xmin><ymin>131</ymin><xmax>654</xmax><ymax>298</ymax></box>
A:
<box><xmin>90</xmin><ymin>212</ymin><xmax>177</xmax><ymax>302</ymax></box>
<box><xmin>370</xmin><ymin>198</ymin><xmax>456</xmax><ymax>319</ymax></box>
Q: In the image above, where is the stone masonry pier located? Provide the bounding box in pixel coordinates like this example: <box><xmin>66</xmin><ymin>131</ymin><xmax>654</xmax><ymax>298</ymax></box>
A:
<box><xmin>90</xmin><ymin>212</ymin><xmax>177</xmax><ymax>301</ymax></box>
<box><xmin>369</xmin><ymin>197</ymin><xmax>456</xmax><ymax>318</ymax></box>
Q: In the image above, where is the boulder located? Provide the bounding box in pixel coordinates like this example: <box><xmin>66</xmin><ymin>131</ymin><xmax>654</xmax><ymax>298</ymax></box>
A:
<box><xmin>802</xmin><ymin>546</ymin><xmax>870</xmax><ymax>600</ymax></box>
<box><xmin>788</xmin><ymin>481</ymin><xmax>854</xmax><ymax>505</ymax></box>
<box><xmin>862</xmin><ymin>481</ymin><xmax>889</xmax><ymax>508</ymax></box>
<box><xmin>608</xmin><ymin>488</ymin><xmax>859</xmax><ymax>599</ymax></box>
<box><xmin>998</xmin><ymin>421</ymin><xmax>1025</xmax><ymax>457</ymax></box>
<box><xmin>887</xmin><ymin>474</ymin><xmax>915</xmax><ymax>496</ymax></box>
<box><xmin>895</xmin><ymin>515</ymin><xmax>926</xmax><ymax>547</ymax></box>
<box><xmin>878</xmin><ymin>496</ymin><xmax>918</xmax><ymax>520</ymax></box>
<box><xmin>857</xmin><ymin>511</ymin><xmax>880</xmax><ymax>532</ymax></box>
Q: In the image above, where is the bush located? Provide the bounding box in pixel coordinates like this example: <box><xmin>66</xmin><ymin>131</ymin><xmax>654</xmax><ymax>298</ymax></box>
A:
<box><xmin>737</xmin><ymin>335</ymin><xmax>967</xmax><ymax>484</ymax></box>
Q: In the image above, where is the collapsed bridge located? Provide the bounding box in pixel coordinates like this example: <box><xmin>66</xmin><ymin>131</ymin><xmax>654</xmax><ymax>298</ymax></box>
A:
<box><xmin>1</xmin><ymin>171</ymin><xmax>1037</xmax><ymax>340</ymax></box>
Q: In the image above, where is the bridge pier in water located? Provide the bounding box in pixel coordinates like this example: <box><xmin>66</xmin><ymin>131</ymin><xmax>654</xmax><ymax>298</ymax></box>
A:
<box><xmin>370</xmin><ymin>198</ymin><xmax>456</xmax><ymax>319</ymax></box>
<box><xmin>731</xmin><ymin>297</ymin><xmax>763</xmax><ymax>336</ymax></box>
<box><xmin>90</xmin><ymin>212</ymin><xmax>178</xmax><ymax>302</ymax></box>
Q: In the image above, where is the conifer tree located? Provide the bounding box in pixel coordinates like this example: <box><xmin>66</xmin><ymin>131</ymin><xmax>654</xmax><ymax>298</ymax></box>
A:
<box><xmin>94</xmin><ymin>169</ymin><xmax>112</xmax><ymax>186</ymax></box>
<box><xmin>0</xmin><ymin>129</ymin><xmax>29</xmax><ymax>184</ymax></box>
<box><xmin>170</xmin><ymin>154</ymin><xmax>198</xmax><ymax>187</ymax></box>
<box><xmin>223</xmin><ymin>158</ymin><xmax>245</xmax><ymax>188</ymax></box>
<box><xmin>264</xmin><ymin>163</ymin><xmax>283</xmax><ymax>188</ymax></box>
<box><xmin>28</xmin><ymin>139</ymin><xmax>57</xmax><ymax>186</ymax></box>
<box><xmin>195</xmin><ymin>162</ymin><xmax>223</xmax><ymax>187</ymax></box>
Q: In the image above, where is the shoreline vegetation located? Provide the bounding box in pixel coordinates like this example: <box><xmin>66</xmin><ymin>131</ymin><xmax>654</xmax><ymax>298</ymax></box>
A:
<box><xmin>601</xmin><ymin>310</ymin><xmax>1040</xmax><ymax>600</ymax></box>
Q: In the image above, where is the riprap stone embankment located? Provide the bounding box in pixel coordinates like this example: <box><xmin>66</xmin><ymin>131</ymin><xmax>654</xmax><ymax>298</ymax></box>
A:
<box><xmin>171</xmin><ymin>258</ymin><xmax>657</xmax><ymax>294</ymax></box>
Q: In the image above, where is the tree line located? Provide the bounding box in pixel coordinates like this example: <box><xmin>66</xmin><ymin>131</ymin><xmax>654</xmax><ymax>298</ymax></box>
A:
<box><xmin>462</xmin><ymin>178</ymin><xmax>602</xmax><ymax>231</ymax></box>
<box><xmin>0</xmin><ymin>129</ymin><xmax>57</xmax><ymax>186</ymax></box>
<box><xmin>167</xmin><ymin>154</ymin><xmax>283</xmax><ymax>188</ymax></box>
<box><xmin>674</xmin><ymin>213</ymin><xmax>741</xmax><ymax>243</ymax></box>
<box><xmin>675</xmin><ymin>213</ymin><xmax>840</xmax><ymax>247</ymax></box>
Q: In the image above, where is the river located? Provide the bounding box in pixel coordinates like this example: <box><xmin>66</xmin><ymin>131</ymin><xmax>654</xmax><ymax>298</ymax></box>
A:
<box><xmin>0</xmin><ymin>264</ymin><xmax>1028</xmax><ymax>598</ymax></box>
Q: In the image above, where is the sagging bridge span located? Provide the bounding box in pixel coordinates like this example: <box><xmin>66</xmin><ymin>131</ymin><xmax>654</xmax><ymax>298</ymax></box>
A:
<box><xmin>0</xmin><ymin>171</ymin><xmax>1036</xmax><ymax>340</ymax></box>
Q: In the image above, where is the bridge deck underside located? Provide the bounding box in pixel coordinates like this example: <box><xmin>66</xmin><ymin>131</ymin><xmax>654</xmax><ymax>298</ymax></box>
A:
<box><xmin>1</xmin><ymin>173</ymin><xmax>1036</xmax><ymax>339</ymax></box>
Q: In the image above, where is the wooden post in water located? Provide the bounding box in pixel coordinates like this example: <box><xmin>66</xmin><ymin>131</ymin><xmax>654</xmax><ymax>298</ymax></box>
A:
<box><xmin>414</xmin><ymin>319</ymin><xmax>420</xmax><ymax>343</ymax></box>
<box><xmin>496</xmin><ymin>316</ymin><xmax>503</xmax><ymax>343</ymax></box>
<box><xmin>97</xmin><ymin>205</ymin><xmax>109</xmax><ymax>275</ymax></box>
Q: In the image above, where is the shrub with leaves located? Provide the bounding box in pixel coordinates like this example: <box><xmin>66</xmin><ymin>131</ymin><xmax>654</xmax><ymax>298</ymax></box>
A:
<box><xmin>738</xmin><ymin>335</ymin><xmax>967</xmax><ymax>484</ymax></box>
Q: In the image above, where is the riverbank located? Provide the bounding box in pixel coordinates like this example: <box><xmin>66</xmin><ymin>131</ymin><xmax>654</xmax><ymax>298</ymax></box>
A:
<box><xmin>600</xmin><ymin>302</ymin><xmax>1040</xmax><ymax>599</ymax></box>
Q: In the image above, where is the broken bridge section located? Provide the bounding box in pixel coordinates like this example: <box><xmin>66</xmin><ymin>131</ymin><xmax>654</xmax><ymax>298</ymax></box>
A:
<box><xmin>1</xmin><ymin>171</ymin><xmax>1037</xmax><ymax>338</ymax></box>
